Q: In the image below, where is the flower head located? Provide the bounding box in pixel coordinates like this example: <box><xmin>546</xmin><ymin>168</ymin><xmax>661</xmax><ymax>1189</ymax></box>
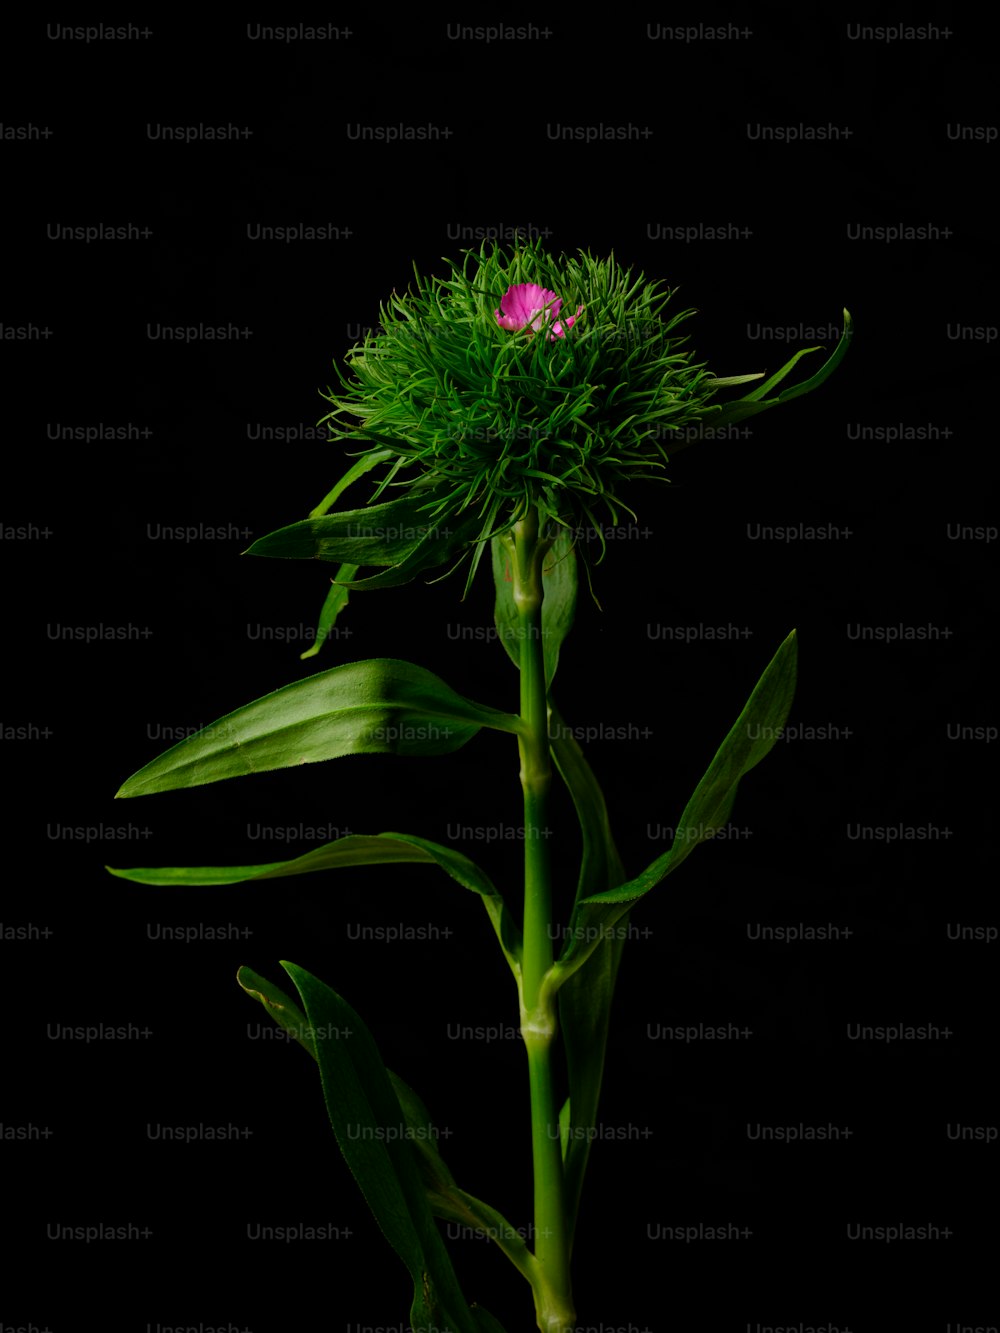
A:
<box><xmin>495</xmin><ymin>283</ymin><xmax>584</xmax><ymax>339</ymax></box>
<box><xmin>303</xmin><ymin>238</ymin><xmax>851</xmax><ymax>599</ymax></box>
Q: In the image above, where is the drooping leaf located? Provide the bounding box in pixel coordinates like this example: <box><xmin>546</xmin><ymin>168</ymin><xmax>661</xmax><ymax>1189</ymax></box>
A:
<box><xmin>115</xmin><ymin>658</ymin><xmax>523</xmax><ymax>798</ymax></box>
<box><xmin>236</xmin><ymin>967</ymin><xmax>533</xmax><ymax>1311</ymax></box>
<box><xmin>236</xmin><ymin>965</ymin><xmax>316</xmax><ymax>1058</ymax></box>
<box><xmin>110</xmin><ymin>832</ymin><xmax>522</xmax><ymax>979</ymax></box>
<box><xmin>281</xmin><ymin>962</ymin><xmax>483</xmax><ymax>1333</ymax></box>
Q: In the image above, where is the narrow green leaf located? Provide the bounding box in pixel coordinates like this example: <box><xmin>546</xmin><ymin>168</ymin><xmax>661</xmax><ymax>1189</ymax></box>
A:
<box><xmin>108</xmin><ymin>833</ymin><xmax>457</xmax><ymax>885</ymax></box>
<box><xmin>742</xmin><ymin>308</ymin><xmax>853</xmax><ymax>403</ymax></box>
<box><xmin>307</xmin><ymin>449</ymin><xmax>394</xmax><ymax>519</ymax></box>
<box><xmin>546</xmin><ymin>700</ymin><xmax>628</xmax><ymax>1257</ymax></box>
<box><xmin>388</xmin><ymin>1069</ymin><xmax>538</xmax><ymax>1293</ymax></box>
<box><xmin>281</xmin><ymin>962</ymin><xmax>482</xmax><ymax>1333</ymax></box>
<box><xmin>247</xmin><ymin>489</ymin><xmax>484</xmax><ymax>594</ymax></box>
<box><xmin>558</xmin><ymin>1096</ymin><xmax>571</xmax><ymax>1162</ymax></box>
<box><xmin>236</xmin><ymin>972</ymin><xmax>520</xmax><ymax>1325</ymax></box>
<box><xmin>491</xmin><ymin>527</ymin><xmax>578</xmax><ymax>688</ymax></box>
<box><xmin>706</xmin><ymin>309</ymin><xmax>853</xmax><ymax>428</ymax></box>
<box><xmin>299</xmin><ymin>564</ymin><xmax>358</xmax><ymax>660</ymax></box>
<box><xmin>386</xmin><ymin>1068</ymin><xmax>458</xmax><ymax>1194</ymax></box>
<box><xmin>701</xmin><ymin>372</ymin><xmax>766</xmax><ymax>388</ymax></box>
<box><xmin>470</xmin><ymin>1306</ymin><xmax>509</xmax><ymax>1333</ymax></box>
<box><xmin>582</xmin><ymin>628</ymin><xmax>798</xmax><ymax>908</ymax></box>
<box><xmin>246</xmin><ymin>494</ymin><xmax>435</xmax><ymax>565</ymax></box>
<box><xmin>110</xmin><ymin>832</ymin><xmax>522</xmax><ymax>980</ymax></box>
<box><xmin>236</xmin><ymin>966</ymin><xmax>317</xmax><ymax>1058</ymax></box>
<box><xmin>115</xmin><ymin>659</ymin><xmax>523</xmax><ymax>798</ymax></box>
<box><xmin>736</xmin><ymin>345</ymin><xmax>823</xmax><ymax>402</ymax></box>
<box><xmin>547</xmin><ymin>700</ymin><xmax>626</xmax><ymax>918</ymax></box>
<box><xmin>331</xmin><ymin>511</ymin><xmax>483</xmax><ymax>591</ymax></box>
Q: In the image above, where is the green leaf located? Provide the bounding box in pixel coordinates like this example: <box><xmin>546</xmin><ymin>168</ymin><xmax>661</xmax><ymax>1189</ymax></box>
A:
<box><xmin>234</xmin><ymin>973</ymin><xmax>518</xmax><ymax>1328</ymax></box>
<box><xmin>307</xmin><ymin>449</ymin><xmax>394</xmax><ymax>519</ymax></box>
<box><xmin>558</xmin><ymin>1096</ymin><xmax>571</xmax><ymax>1162</ymax></box>
<box><xmin>246</xmin><ymin>490</ymin><xmax>483</xmax><ymax>593</ymax></box>
<box><xmin>115</xmin><ymin>658</ymin><xmax>523</xmax><ymax>798</ymax></box>
<box><xmin>388</xmin><ymin>1069</ymin><xmax>538</xmax><ymax>1293</ymax></box>
<box><xmin>470</xmin><ymin>1306</ymin><xmax>509</xmax><ymax>1333</ymax></box>
<box><xmin>246</xmin><ymin>493</ymin><xmax>438</xmax><ymax>565</ymax></box>
<box><xmin>547</xmin><ymin>634</ymin><xmax>796</xmax><ymax>1248</ymax></box>
<box><xmin>582</xmin><ymin>628</ymin><xmax>798</xmax><ymax>908</ymax></box>
<box><xmin>331</xmin><ymin>511</ymin><xmax>484</xmax><ymax>591</ymax></box>
<box><xmin>546</xmin><ymin>700</ymin><xmax>628</xmax><ymax>1256</ymax></box>
<box><xmin>386</xmin><ymin>1068</ymin><xmax>458</xmax><ymax>1194</ymax></box>
<box><xmin>108</xmin><ymin>833</ymin><xmax>456</xmax><ymax>885</ymax></box>
<box><xmin>281</xmin><ymin>962</ymin><xmax>483</xmax><ymax>1333</ymax></box>
<box><xmin>707</xmin><ymin>309</ymin><xmax>853</xmax><ymax>429</ymax></box>
<box><xmin>236</xmin><ymin>971</ymin><xmax>534</xmax><ymax>1310</ymax></box>
<box><xmin>299</xmin><ymin>563</ymin><xmax>358</xmax><ymax>660</ymax></box>
<box><xmin>701</xmin><ymin>372</ymin><xmax>766</xmax><ymax>388</ymax></box>
<box><xmin>110</xmin><ymin>831</ymin><xmax>522</xmax><ymax>980</ymax></box>
<box><xmin>491</xmin><ymin>527</ymin><xmax>578</xmax><ymax>688</ymax></box>
<box><xmin>236</xmin><ymin>965</ymin><xmax>316</xmax><ymax>1058</ymax></box>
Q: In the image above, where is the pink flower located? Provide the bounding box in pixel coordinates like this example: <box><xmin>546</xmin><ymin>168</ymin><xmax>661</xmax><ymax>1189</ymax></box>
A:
<box><xmin>495</xmin><ymin>283</ymin><xmax>583</xmax><ymax>339</ymax></box>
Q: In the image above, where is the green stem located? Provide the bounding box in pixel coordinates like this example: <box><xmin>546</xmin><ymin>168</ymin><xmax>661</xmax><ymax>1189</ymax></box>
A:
<box><xmin>508</xmin><ymin>508</ymin><xmax>577</xmax><ymax>1333</ymax></box>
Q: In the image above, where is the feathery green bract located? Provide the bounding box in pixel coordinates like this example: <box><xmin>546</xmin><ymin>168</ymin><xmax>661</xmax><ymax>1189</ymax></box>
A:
<box><xmin>309</xmin><ymin>238</ymin><xmax>850</xmax><ymax>595</ymax></box>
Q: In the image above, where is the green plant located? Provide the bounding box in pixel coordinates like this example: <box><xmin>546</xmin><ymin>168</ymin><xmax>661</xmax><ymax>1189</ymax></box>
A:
<box><xmin>110</xmin><ymin>239</ymin><xmax>850</xmax><ymax>1331</ymax></box>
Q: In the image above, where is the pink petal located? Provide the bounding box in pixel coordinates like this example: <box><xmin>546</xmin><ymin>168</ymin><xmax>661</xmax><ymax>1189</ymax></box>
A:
<box><xmin>495</xmin><ymin>283</ymin><xmax>563</xmax><ymax>332</ymax></box>
<box><xmin>550</xmin><ymin>305</ymin><xmax>585</xmax><ymax>339</ymax></box>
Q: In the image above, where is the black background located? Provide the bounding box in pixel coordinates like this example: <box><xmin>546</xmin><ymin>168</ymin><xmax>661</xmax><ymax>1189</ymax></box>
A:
<box><xmin>2</xmin><ymin>13</ymin><xmax>996</xmax><ymax>1333</ymax></box>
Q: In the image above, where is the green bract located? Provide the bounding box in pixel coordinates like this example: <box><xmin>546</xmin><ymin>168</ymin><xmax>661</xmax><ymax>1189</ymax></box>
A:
<box><xmin>295</xmin><ymin>238</ymin><xmax>851</xmax><ymax>594</ymax></box>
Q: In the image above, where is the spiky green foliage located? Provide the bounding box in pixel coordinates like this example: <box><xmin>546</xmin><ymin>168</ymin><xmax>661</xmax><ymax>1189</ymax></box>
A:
<box><xmin>307</xmin><ymin>238</ymin><xmax>850</xmax><ymax>594</ymax></box>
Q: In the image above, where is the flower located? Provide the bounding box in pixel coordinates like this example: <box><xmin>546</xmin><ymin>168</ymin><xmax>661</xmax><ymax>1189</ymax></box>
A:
<box><xmin>290</xmin><ymin>238</ymin><xmax>851</xmax><ymax>608</ymax></box>
<box><xmin>495</xmin><ymin>283</ymin><xmax>583</xmax><ymax>339</ymax></box>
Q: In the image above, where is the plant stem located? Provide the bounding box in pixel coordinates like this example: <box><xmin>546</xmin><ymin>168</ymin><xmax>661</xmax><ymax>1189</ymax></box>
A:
<box><xmin>509</xmin><ymin>507</ymin><xmax>577</xmax><ymax>1333</ymax></box>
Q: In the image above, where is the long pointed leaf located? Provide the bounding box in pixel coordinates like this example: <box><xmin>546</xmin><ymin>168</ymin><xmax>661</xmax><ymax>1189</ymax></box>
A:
<box><xmin>236</xmin><ymin>965</ymin><xmax>316</xmax><ymax>1057</ymax></box>
<box><xmin>281</xmin><ymin>962</ymin><xmax>482</xmax><ymax>1333</ymax></box>
<box><xmin>332</xmin><ymin>512</ymin><xmax>483</xmax><ymax>590</ymax></box>
<box><xmin>706</xmin><ymin>309</ymin><xmax>853</xmax><ymax>428</ymax></box>
<box><xmin>307</xmin><ymin>449</ymin><xmax>394</xmax><ymax>519</ymax></box>
<box><xmin>246</xmin><ymin>493</ymin><xmax>439</xmax><ymax>565</ymax></box>
<box><xmin>110</xmin><ymin>832</ymin><xmax>522</xmax><ymax>979</ymax></box>
<box><xmin>581</xmin><ymin>628</ymin><xmax>798</xmax><ymax>910</ymax></box>
<box><xmin>299</xmin><ymin>563</ymin><xmax>358</xmax><ymax>660</ymax></box>
<box><xmin>546</xmin><ymin>700</ymin><xmax>627</xmax><ymax>1256</ymax></box>
<box><xmin>237</xmin><ymin>972</ymin><xmax>526</xmax><ymax>1321</ymax></box>
<box><xmin>389</xmin><ymin>1070</ymin><xmax>539</xmax><ymax>1293</ymax></box>
<box><xmin>248</xmin><ymin>489</ymin><xmax>483</xmax><ymax>593</ymax></box>
<box><xmin>115</xmin><ymin>658</ymin><xmax>523</xmax><ymax>798</ymax></box>
<box><xmin>742</xmin><ymin>308</ymin><xmax>853</xmax><ymax>403</ymax></box>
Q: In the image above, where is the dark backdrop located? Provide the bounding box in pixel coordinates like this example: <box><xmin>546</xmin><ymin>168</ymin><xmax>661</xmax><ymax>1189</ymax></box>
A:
<box><xmin>3</xmin><ymin>14</ymin><xmax>995</xmax><ymax>1333</ymax></box>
